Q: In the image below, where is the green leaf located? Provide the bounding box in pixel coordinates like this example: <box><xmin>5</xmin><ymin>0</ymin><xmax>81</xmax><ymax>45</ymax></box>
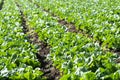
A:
<box><xmin>82</xmin><ymin>71</ymin><xmax>97</xmax><ymax>80</ymax></box>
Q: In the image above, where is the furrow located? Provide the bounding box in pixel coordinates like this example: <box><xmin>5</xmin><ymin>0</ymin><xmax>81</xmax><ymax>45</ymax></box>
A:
<box><xmin>15</xmin><ymin>2</ymin><xmax>61</xmax><ymax>80</ymax></box>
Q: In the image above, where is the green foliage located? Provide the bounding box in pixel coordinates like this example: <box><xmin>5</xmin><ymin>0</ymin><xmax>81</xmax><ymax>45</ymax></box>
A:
<box><xmin>0</xmin><ymin>0</ymin><xmax>43</xmax><ymax>79</ymax></box>
<box><xmin>1</xmin><ymin>0</ymin><xmax>120</xmax><ymax>80</ymax></box>
<box><xmin>31</xmin><ymin>0</ymin><xmax>120</xmax><ymax>79</ymax></box>
<box><xmin>37</xmin><ymin>0</ymin><xmax>120</xmax><ymax>50</ymax></box>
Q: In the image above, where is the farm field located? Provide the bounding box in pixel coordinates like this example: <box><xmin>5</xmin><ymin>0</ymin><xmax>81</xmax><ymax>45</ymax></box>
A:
<box><xmin>0</xmin><ymin>0</ymin><xmax>120</xmax><ymax>80</ymax></box>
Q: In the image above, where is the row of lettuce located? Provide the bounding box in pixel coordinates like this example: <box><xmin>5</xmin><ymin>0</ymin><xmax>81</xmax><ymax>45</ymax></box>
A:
<box><xmin>16</xmin><ymin>0</ymin><xmax>120</xmax><ymax>80</ymax></box>
<box><xmin>0</xmin><ymin>0</ymin><xmax>44</xmax><ymax>79</ymax></box>
<box><xmin>34</xmin><ymin>0</ymin><xmax>120</xmax><ymax>51</ymax></box>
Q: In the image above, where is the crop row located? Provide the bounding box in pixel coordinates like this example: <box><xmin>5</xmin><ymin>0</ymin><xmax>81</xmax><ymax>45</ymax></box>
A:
<box><xmin>35</xmin><ymin>0</ymin><xmax>120</xmax><ymax>51</ymax></box>
<box><xmin>0</xmin><ymin>0</ymin><xmax>43</xmax><ymax>79</ymax></box>
<box><xmin>16</xmin><ymin>0</ymin><xmax>120</xmax><ymax>80</ymax></box>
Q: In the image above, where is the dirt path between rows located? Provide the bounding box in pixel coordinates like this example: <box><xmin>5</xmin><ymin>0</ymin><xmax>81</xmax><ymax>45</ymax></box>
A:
<box><xmin>15</xmin><ymin>2</ymin><xmax>61</xmax><ymax>80</ymax></box>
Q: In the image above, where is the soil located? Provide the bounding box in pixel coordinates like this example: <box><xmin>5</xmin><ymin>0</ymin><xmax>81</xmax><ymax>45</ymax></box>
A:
<box><xmin>58</xmin><ymin>19</ymin><xmax>78</xmax><ymax>33</ymax></box>
<box><xmin>16</xmin><ymin>2</ymin><xmax>61</xmax><ymax>80</ymax></box>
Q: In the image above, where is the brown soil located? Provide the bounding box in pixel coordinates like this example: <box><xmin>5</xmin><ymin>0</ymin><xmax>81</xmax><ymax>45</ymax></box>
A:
<box><xmin>16</xmin><ymin>2</ymin><xmax>61</xmax><ymax>80</ymax></box>
<box><xmin>58</xmin><ymin>19</ymin><xmax>78</xmax><ymax>33</ymax></box>
<box><xmin>111</xmin><ymin>49</ymin><xmax>120</xmax><ymax>55</ymax></box>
